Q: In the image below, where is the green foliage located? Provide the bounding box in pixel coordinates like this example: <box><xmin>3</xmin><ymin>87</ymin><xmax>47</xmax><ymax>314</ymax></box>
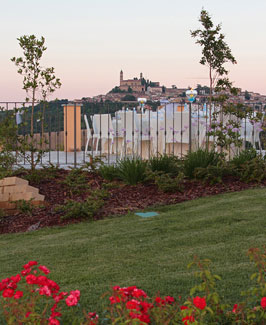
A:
<box><xmin>109</xmin><ymin>86</ymin><xmax>126</xmax><ymax>93</ymax></box>
<box><xmin>121</xmin><ymin>95</ymin><xmax>136</xmax><ymax>102</ymax></box>
<box><xmin>98</xmin><ymin>164</ymin><xmax>120</xmax><ymax>182</ymax></box>
<box><xmin>117</xmin><ymin>158</ymin><xmax>147</xmax><ymax>185</ymax></box>
<box><xmin>22</xmin><ymin>165</ymin><xmax>59</xmax><ymax>185</ymax></box>
<box><xmin>183</xmin><ymin>149</ymin><xmax>222</xmax><ymax>179</ymax></box>
<box><xmin>11</xmin><ymin>35</ymin><xmax>61</xmax><ymax>170</ymax></box>
<box><xmin>14</xmin><ymin>199</ymin><xmax>34</xmax><ymax>216</ymax></box>
<box><xmin>238</xmin><ymin>156</ymin><xmax>266</xmax><ymax>183</ymax></box>
<box><xmin>194</xmin><ymin>162</ymin><xmax>232</xmax><ymax>184</ymax></box>
<box><xmin>191</xmin><ymin>9</ymin><xmax>237</xmax><ymax>96</ymax></box>
<box><xmin>154</xmin><ymin>171</ymin><xmax>184</xmax><ymax>193</ymax></box>
<box><xmin>0</xmin><ymin>108</ymin><xmax>19</xmax><ymax>175</ymax></box>
<box><xmin>63</xmin><ymin>168</ymin><xmax>89</xmax><ymax>197</ymax></box>
<box><xmin>57</xmin><ymin>189</ymin><xmax>108</xmax><ymax>220</ymax></box>
<box><xmin>148</xmin><ymin>154</ymin><xmax>181</xmax><ymax>176</ymax></box>
<box><xmin>82</xmin><ymin>155</ymin><xmax>103</xmax><ymax>172</ymax></box>
<box><xmin>231</xmin><ymin>148</ymin><xmax>258</xmax><ymax>169</ymax></box>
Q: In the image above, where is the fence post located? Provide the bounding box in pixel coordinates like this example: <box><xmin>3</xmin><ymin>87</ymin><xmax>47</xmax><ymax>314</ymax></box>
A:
<box><xmin>189</xmin><ymin>102</ymin><xmax>192</xmax><ymax>152</ymax></box>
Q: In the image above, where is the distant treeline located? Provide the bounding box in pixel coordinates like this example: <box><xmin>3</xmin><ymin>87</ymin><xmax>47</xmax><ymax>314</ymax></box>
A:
<box><xmin>0</xmin><ymin>100</ymin><xmax>160</xmax><ymax>134</ymax></box>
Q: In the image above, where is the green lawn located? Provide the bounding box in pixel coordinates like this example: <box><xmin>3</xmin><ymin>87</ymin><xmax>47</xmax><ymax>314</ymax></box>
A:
<box><xmin>0</xmin><ymin>188</ymin><xmax>265</xmax><ymax>313</ymax></box>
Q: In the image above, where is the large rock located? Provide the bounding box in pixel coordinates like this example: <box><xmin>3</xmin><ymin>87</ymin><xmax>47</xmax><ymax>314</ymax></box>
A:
<box><xmin>0</xmin><ymin>177</ymin><xmax>45</xmax><ymax>214</ymax></box>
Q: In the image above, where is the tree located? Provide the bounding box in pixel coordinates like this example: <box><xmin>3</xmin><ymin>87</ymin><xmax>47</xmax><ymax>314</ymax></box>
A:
<box><xmin>121</xmin><ymin>95</ymin><xmax>136</xmax><ymax>102</ymax></box>
<box><xmin>11</xmin><ymin>35</ymin><xmax>61</xmax><ymax>169</ymax></box>
<box><xmin>244</xmin><ymin>90</ymin><xmax>251</xmax><ymax>100</ymax></box>
<box><xmin>191</xmin><ymin>9</ymin><xmax>237</xmax><ymax>99</ymax></box>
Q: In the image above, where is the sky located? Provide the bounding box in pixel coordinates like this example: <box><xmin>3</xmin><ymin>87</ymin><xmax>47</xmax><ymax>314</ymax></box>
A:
<box><xmin>0</xmin><ymin>0</ymin><xmax>266</xmax><ymax>102</ymax></box>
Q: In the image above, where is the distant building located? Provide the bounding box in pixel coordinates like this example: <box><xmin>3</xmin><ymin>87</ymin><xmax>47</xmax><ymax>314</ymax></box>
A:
<box><xmin>119</xmin><ymin>70</ymin><xmax>145</xmax><ymax>93</ymax></box>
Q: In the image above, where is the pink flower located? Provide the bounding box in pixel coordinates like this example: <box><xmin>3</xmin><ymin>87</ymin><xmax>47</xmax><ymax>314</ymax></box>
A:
<box><xmin>14</xmin><ymin>290</ymin><xmax>23</xmax><ymax>299</ymax></box>
<box><xmin>38</xmin><ymin>265</ymin><xmax>50</xmax><ymax>275</ymax></box>
<box><xmin>65</xmin><ymin>294</ymin><xmax>78</xmax><ymax>306</ymax></box>
<box><xmin>70</xmin><ymin>290</ymin><xmax>80</xmax><ymax>300</ymax></box>
<box><xmin>39</xmin><ymin>285</ymin><xmax>52</xmax><ymax>297</ymax></box>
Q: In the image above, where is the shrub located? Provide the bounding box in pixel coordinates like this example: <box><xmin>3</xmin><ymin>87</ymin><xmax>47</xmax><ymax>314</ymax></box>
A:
<box><xmin>148</xmin><ymin>154</ymin><xmax>181</xmax><ymax>176</ymax></box>
<box><xmin>117</xmin><ymin>158</ymin><xmax>147</xmax><ymax>185</ymax></box>
<box><xmin>62</xmin><ymin>167</ymin><xmax>89</xmax><ymax>197</ymax></box>
<box><xmin>231</xmin><ymin>148</ymin><xmax>258</xmax><ymax>169</ymax></box>
<box><xmin>56</xmin><ymin>189</ymin><xmax>108</xmax><ymax>220</ymax></box>
<box><xmin>183</xmin><ymin>149</ymin><xmax>223</xmax><ymax>179</ymax></box>
<box><xmin>98</xmin><ymin>164</ymin><xmax>120</xmax><ymax>182</ymax></box>
<box><xmin>14</xmin><ymin>199</ymin><xmax>34</xmax><ymax>216</ymax></box>
<box><xmin>0</xmin><ymin>261</ymin><xmax>84</xmax><ymax>325</ymax></box>
<box><xmin>238</xmin><ymin>156</ymin><xmax>266</xmax><ymax>183</ymax></box>
<box><xmin>150</xmin><ymin>171</ymin><xmax>184</xmax><ymax>193</ymax></box>
<box><xmin>194</xmin><ymin>161</ymin><xmax>233</xmax><ymax>184</ymax></box>
<box><xmin>1</xmin><ymin>248</ymin><xmax>266</xmax><ymax>324</ymax></box>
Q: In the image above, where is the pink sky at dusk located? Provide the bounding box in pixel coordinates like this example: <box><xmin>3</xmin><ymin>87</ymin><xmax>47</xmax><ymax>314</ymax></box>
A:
<box><xmin>0</xmin><ymin>0</ymin><xmax>265</xmax><ymax>102</ymax></box>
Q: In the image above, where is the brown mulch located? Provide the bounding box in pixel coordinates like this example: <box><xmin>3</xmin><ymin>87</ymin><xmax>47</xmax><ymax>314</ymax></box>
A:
<box><xmin>0</xmin><ymin>169</ymin><xmax>265</xmax><ymax>235</ymax></box>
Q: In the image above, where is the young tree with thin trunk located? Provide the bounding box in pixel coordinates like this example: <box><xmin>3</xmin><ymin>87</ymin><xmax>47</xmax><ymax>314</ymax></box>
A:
<box><xmin>191</xmin><ymin>9</ymin><xmax>237</xmax><ymax>103</ymax></box>
<box><xmin>11</xmin><ymin>35</ymin><xmax>61</xmax><ymax>169</ymax></box>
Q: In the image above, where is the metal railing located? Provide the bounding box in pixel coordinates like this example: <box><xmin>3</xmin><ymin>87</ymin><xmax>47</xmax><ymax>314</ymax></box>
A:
<box><xmin>0</xmin><ymin>101</ymin><xmax>265</xmax><ymax>168</ymax></box>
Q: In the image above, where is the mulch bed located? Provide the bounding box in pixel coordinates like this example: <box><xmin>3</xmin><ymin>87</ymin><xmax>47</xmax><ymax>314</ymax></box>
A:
<box><xmin>0</xmin><ymin>169</ymin><xmax>265</xmax><ymax>235</ymax></box>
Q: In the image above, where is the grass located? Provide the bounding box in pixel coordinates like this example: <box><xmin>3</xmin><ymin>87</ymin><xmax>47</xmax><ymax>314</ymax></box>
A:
<box><xmin>0</xmin><ymin>187</ymin><xmax>266</xmax><ymax>314</ymax></box>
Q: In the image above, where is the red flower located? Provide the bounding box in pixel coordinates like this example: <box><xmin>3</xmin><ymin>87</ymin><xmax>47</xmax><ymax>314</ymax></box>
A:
<box><xmin>112</xmin><ymin>286</ymin><xmax>120</xmax><ymax>291</ymax></box>
<box><xmin>155</xmin><ymin>296</ymin><xmax>165</xmax><ymax>306</ymax></box>
<box><xmin>21</xmin><ymin>268</ymin><xmax>32</xmax><ymax>276</ymax></box>
<box><xmin>38</xmin><ymin>265</ymin><xmax>50</xmax><ymax>275</ymax></box>
<box><xmin>7</xmin><ymin>281</ymin><xmax>17</xmax><ymax>290</ymax></box>
<box><xmin>51</xmin><ymin>311</ymin><xmax>62</xmax><ymax>318</ymax></box>
<box><xmin>2</xmin><ymin>288</ymin><xmax>14</xmax><ymax>298</ymax></box>
<box><xmin>65</xmin><ymin>294</ymin><xmax>78</xmax><ymax>306</ymax></box>
<box><xmin>70</xmin><ymin>290</ymin><xmax>80</xmax><ymax>300</ymax></box>
<box><xmin>232</xmin><ymin>304</ymin><xmax>239</xmax><ymax>313</ymax></box>
<box><xmin>132</xmin><ymin>288</ymin><xmax>147</xmax><ymax>298</ymax></box>
<box><xmin>126</xmin><ymin>299</ymin><xmax>140</xmax><ymax>310</ymax></box>
<box><xmin>165</xmin><ymin>296</ymin><xmax>175</xmax><ymax>304</ymax></box>
<box><xmin>11</xmin><ymin>274</ymin><xmax>21</xmax><ymax>283</ymax></box>
<box><xmin>14</xmin><ymin>290</ymin><xmax>24</xmax><ymax>299</ymax></box>
<box><xmin>88</xmin><ymin>312</ymin><xmax>98</xmax><ymax>320</ymax></box>
<box><xmin>109</xmin><ymin>296</ymin><xmax>120</xmax><ymax>304</ymax></box>
<box><xmin>181</xmin><ymin>305</ymin><xmax>188</xmax><ymax>310</ymax></box>
<box><xmin>39</xmin><ymin>285</ymin><xmax>52</xmax><ymax>297</ymax></box>
<box><xmin>23</xmin><ymin>261</ymin><xmax>38</xmax><ymax>269</ymax></box>
<box><xmin>48</xmin><ymin>318</ymin><xmax>60</xmax><ymax>325</ymax></box>
<box><xmin>140</xmin><ymin>301</ymin><xmax>153</xmax><ymax>313</ymax></box>
<box><xmin>193</xmin><ymin>296</ymin><xmax>206</xmax><ymax>310</ymax></box>
<box><xmin>139</xmin><ymin>313</ymin><xmax>150</xmax><ymax>323</ymax></box>
<box><xmin>261</xmin><ymin>297</ymin><xmax>266</xmax><ymax>309</ymax></box>
<box><xmin>25</xmin><ymin>311</ymin><xmax>31</xmax><ymax>318</ymax></box>
<box><xmin>182</xmin><ymin>315</ymin><xmax>195</xmax><ymax>325</ymax></box>
<box><xmin>26</xmin><ymin>274</ymin><xmax>37</xmax><ymax>285</ymax></box>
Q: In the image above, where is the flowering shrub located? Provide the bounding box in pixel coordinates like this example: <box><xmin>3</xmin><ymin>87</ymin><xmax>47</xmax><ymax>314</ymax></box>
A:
<box><xmin>0</xmin><ymin>261</ymin><xmax>97</xmax><ymax>324</ymax></box>
<box><xmin>1</xmin><ymin>247</ymin><xmax>266</xmax><ymax>324</ymax></box>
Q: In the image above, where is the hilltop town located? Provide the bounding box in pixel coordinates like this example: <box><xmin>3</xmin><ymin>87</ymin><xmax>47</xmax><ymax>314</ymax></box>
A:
<box><xmin>79</xmin><ymin>71</ymin><xmax>266</xmax><ymax>105</ymax></box>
